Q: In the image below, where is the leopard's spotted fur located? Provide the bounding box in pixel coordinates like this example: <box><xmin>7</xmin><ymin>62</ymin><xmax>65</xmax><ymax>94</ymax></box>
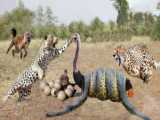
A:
<box><xmin>46</xmin><ymin>34</ymin><xmax>151</xmax><ymax>120</ymax></box>
<box><xmin>3</xmin><ymin>35</ymin><xmax>72</xmax><ymax>102</ymax></box>
<box><xmin>113</xmin><ymin>44</ymin><xmax>160</xmax><ymax>83</ymax></box>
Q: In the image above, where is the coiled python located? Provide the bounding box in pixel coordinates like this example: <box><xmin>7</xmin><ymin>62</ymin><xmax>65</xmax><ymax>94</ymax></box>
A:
<box><xmin>46</xmin><ymin>33</ymin><xmax>151</xmax><ymax>120</ymax></box>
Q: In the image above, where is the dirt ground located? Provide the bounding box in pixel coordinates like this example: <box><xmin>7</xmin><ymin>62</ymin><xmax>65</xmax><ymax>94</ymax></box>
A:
<box><xmin>0</xmin><ymin>37</ymin><xmax>160</xmax><ymax>120</ymax></box>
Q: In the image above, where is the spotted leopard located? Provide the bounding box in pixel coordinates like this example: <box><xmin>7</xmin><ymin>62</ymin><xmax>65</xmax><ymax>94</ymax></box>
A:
<box><xmin>113</xmin><ymin>44</ymin><xmax>160</xmax><ymax>83</ymax></box>
<box><xmin>3</xmin><ymin>35</ymin><xmax>72</xmax><ymax>102</ymax></box>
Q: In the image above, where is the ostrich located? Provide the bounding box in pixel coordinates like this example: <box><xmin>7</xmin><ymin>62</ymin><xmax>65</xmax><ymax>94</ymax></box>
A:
<box><xmin>46</xmin><ymin>33</ymin><xmax>151</xmax><ymax>120</ymax></box>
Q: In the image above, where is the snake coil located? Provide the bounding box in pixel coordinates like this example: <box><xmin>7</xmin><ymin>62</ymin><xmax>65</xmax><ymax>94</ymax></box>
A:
<box><xmin>47</xmin><ymin>68</ymin><xmax>151</xmax><ymax>120</ymax></box>
<box><xmin>47</xmin><ymin>33</ymin><xmax>150</xmax><ymax>120</ymax></box>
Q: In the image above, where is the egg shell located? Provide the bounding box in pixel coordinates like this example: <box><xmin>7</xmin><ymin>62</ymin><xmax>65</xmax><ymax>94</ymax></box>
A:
<box><xmin>64</xmin><ymin>88</ymin><xmax>73</xmax><ymax>97</ymax></box>
<box><xmin>48</xmin><ymin>81</ymin><xmax>54</xmax><ymax>88</ymax></box>
<box><xmin>51</xmin><ymin>88</ymin><xmax>57</xmax><ymax>97</ymax></box>
<box><xmin>54</xmin><ymin>82</ymin><xmax>61</xmax><ymax>91</ymax></box>
<box><xmin>43</xmin><ymin>86</ymin><xmax>51</xmax><ymax>96</ymax></box>
<box><xmin>39</xmin><ymin>81</ymin><xmax>48</xmax><ymax>90</ymax></box>
<box><xmin>57</xmin><ymin>91</ymin><xmax>66</xmax><ymax>101</ymax></box>
<box><xmin>67</xmin><ymin>85</ymin><xmax>74</xmax><ymax>91</ymax></box>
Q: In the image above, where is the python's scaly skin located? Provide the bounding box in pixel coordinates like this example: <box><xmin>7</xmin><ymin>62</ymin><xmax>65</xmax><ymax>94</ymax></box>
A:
<box><xmin>86</xmin><ymin>68</ymin><xmax>120</xmax><ymax>101</ymax></box>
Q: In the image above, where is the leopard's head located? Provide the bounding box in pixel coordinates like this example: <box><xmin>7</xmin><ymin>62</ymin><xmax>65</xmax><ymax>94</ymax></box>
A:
<box><xmin>45</xmin><ymin>34</ymin><xmax>58</xmax><ymax>48</ymax></box>
<box><xmin>113</xmin><ymin>45</ymin><xmax>126</xmax><ymax>66</ymax></box>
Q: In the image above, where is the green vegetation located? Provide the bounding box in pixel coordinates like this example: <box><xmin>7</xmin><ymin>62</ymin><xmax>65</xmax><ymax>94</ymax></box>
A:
<box><xmin>0</xmin><ymin>1</ymin><xmax>34</xmax><ymax>39</ymax></box>
<box><xmin>0</xmin><ymin>0</ymin><xmax>159</xmax><ymax>41</ymax></box>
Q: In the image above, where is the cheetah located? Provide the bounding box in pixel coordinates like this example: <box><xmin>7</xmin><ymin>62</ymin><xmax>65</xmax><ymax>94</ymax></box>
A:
<box><xmin>3</xmin><ymin>35</ymin><xmax>72</xmax><ymax>102</ymax></box>
<box><xmin>113</xmin><ymin>44</ymin><xmax>160</xmax><ymax>83</ymax></box>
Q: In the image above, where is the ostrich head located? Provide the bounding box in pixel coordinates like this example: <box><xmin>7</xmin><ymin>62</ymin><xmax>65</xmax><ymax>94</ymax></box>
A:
<box><xmin>72</xmin><ymin>33</ymin><xmax>81</xmax><ymax>43</ymax></box>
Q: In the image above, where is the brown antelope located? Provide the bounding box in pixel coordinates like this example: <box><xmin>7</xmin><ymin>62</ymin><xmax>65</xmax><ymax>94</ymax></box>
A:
<box><xmin>6</xmin><ymin>28</ymin><xmax>32</xmax><ymax>59</ymax></box>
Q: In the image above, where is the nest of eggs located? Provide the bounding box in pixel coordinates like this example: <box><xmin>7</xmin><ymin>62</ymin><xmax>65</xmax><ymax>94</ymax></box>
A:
<box><xmin>39</xmin><ymin>79</ymin><xmax>75</xmax><ymax>101</ymax></box>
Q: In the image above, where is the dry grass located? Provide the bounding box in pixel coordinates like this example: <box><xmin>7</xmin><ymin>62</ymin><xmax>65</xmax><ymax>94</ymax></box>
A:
<box><xmin>0</xmin><ymin>37</ymin><xmax>160</xmax><ymax>120</ymax></box>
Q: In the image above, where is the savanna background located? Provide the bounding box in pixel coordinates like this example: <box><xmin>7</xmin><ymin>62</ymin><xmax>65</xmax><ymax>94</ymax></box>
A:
<box><xmin>0</xmin><ymin>0</ymin><xmax>160</xmax><ymax>120</ymax></box>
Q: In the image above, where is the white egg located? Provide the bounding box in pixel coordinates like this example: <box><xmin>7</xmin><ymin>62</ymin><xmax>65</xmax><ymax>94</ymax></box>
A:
<box><xmin>39</xmin><ymin>81</ymin><xmax>48</xmax><ymax>90</ymax></box>
<box><xmin>55</xmin><ymin>79</ymin><xmax>61</xmax><ymax>84</ymax></box>
<box><xmin>43</xmin><ymin>86</ymin><xmax>51</xmax><ymax>96</ymax></box>
<box><xmin>57</xmin><ymin>91</ymin><xmax>66</xmax><ymax>101</ymax></box>
<box><xmin>48</xmin><ymin>81</ymin><xmax>54</xmax><ymax>88</ymax></box>
<box><xmin>54</xmin><ymin>82</ymin><xmax>61</xmax><ymax>91</ymax></box>
<box><xmin>64</xmin><ymin>88</ymin><xmax>73</xmax><ymax>97</ymax></box>
<box><xmin>51</xmin><ymin>88</ymin><xmax>57</xmax><ymax>97</ymax></box>
<box><xmin>67</xmin><ymin>85</ymin><xmax>74</xmax><ymax>91</ymax></box>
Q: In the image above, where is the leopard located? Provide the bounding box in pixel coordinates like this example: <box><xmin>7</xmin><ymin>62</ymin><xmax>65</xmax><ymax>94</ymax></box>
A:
<box><xmin>113</xmin><ymin>44</ymin><xmax>160</xmax><ymax>83</ymax></box>
<box><xmin>3</xmin><ymin>34</ymin><xmax>72</xmax><ymax>102</ymax></box>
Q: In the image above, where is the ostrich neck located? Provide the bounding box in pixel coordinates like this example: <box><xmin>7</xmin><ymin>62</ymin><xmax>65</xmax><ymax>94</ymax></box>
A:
<box><xmin>73</xmin><ymin>39</ymin><xmax>80</xmax><ymax>73</ymax></box>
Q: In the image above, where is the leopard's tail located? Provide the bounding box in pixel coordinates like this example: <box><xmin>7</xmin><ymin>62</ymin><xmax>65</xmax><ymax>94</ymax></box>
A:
<box><xmin>118</xmin><ymin>72</ymin><xmax>151</xmax><ymax>120</ymax></box>
<box><xmin>2</xmin><ymin>81</ymin><xmax>19</xmax><ymax>103</ymax></box>
<box><xmin>153</xmin><ymin>61</ymin><xmax>160</xmax><ymax>70</ymax></box>
<box><xmin>11</xmin><ymin>28</ymin><xmax>17</xmax><ymax>38</ymax></box>
<box><xmin>46</xmin><ymin>75</ymin><xmax>89</xmax><ymax>117</ymax></box>
<box><xmin>2</xmin><ymin>89</ymin><xmax>14</xmax><ymax>103</ymax></box>
<box><xmin>6</xmin><ymin>28</ymin><xmax>17</xmax><ymax>54</ymax></box>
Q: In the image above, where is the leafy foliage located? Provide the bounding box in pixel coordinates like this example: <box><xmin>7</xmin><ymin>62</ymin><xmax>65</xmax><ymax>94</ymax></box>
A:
<box><xmin>0</xmin><ymin>2</ymin><xmax>34</xmax><ymax>39</ymax></box>
<box><xmin>0</xmin><ymin>0</ymin><xmax>159</xmax><ymax>41</ymax></box>
<box><xmin>152</xmin><ymin>16</ymin><xmax>160</xmax><ymax>40</ymax></box>
<box><xmin>111</xmin><ymin>0</ymin><xmax>129</xmax><ymax>26</ymax></box>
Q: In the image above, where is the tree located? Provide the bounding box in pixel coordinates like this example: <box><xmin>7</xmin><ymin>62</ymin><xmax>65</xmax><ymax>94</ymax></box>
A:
<box><xmin>111</xmin><ymin>0</ymin><xmax>129</xmax><ymax>26</ymax></box>
<box><xmin>0</xmin><ymin>0</ymin><xmax>34</xmax><ymax>39</ymax></box>
<box><xmin>90</xmin><ymin>17</ymin><xmax>105</xmax><ymax>32</ymax></box>
<box><xmin>144</xmin><ymin>13</ymin><xmax>154</xmax><ymax>35</ymax></box>
<box><xmin>152</xmin><ymin>16</ymin><xmax>160</xmax><ymax>40</ymax></box>
<box><xmin>68</xmin><ymin>21</ymin><xmax>89</xmax><ymax>41</ymax></box>
<box><xmin>133</xmin><ymin>12</ymin><xmax>144</xmax><ymax>24</ymax></box>
<box><xmin>109</xmin><ymin>20</ymin><xmax>115</xmax><ymax>31</ymax></box>
<box><xmin>17</xmin><ymin>0</ymin><xmax>25</xmax><ymax>9</ymax></box>
<box><xmin>35</xmin><ymin>6</ymin><xmax>44</xmax><ymax>26</ymax></box>
<box><xmin>157</xmin><ymin>2</ymin><xmax>160</xmax><ymax>9</ymax></box>
<box><xmin>58</xmin><ymin>24</ymin><xmax>70</xmax><ymax>39</ymax></box>
<box><xmin>151</xmin><ymin>2</ymin><xmax>160</xmax><ymax>40</ymax></box>
<box><xmin>89</xmin><ymin>17</ymin><xmax>106</xmax><ymax>42</ymax></box>
<box><xmin>34</xmin><ymin>6</ymin><xmax>45</xmax><ymax>38</ymax></box>
<box><xmin>69</xmin><ymin>21</ymin><xmax>87</xmax><ymax>33</ymax></box>
<box><xmin>131</xmin><ymin>12</ymin><xmax>145</xmax><ymax>35</ymax></box>
<box><xmin>45</xmin><ymin>6</ymin><xmax>57</xmax><ymax>26</ymax></box>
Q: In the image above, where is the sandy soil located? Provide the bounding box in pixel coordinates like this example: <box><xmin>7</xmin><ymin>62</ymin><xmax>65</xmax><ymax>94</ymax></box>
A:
<box><xmin>0</xmin><ymin>38</ymin><xmax>160</xmax><ymax>120</ymax></box>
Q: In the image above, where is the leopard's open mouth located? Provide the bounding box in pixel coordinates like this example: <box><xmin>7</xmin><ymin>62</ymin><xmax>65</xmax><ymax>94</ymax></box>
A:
<box><xmin>113</xmin><ymin>54</ymin><xmax>121</xmax><ymax>66</ymax></box>
<box><xmin>115</xmin><ymin>57</ymin><xmax>121</xmax><ymax>66</ymax></box>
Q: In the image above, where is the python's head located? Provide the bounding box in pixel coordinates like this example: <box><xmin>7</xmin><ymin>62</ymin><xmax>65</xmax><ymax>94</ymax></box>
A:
<box><xmin>113</xmin><ymin>45</ymin><xmax>126</xmax><ymax>66</ymax></box>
